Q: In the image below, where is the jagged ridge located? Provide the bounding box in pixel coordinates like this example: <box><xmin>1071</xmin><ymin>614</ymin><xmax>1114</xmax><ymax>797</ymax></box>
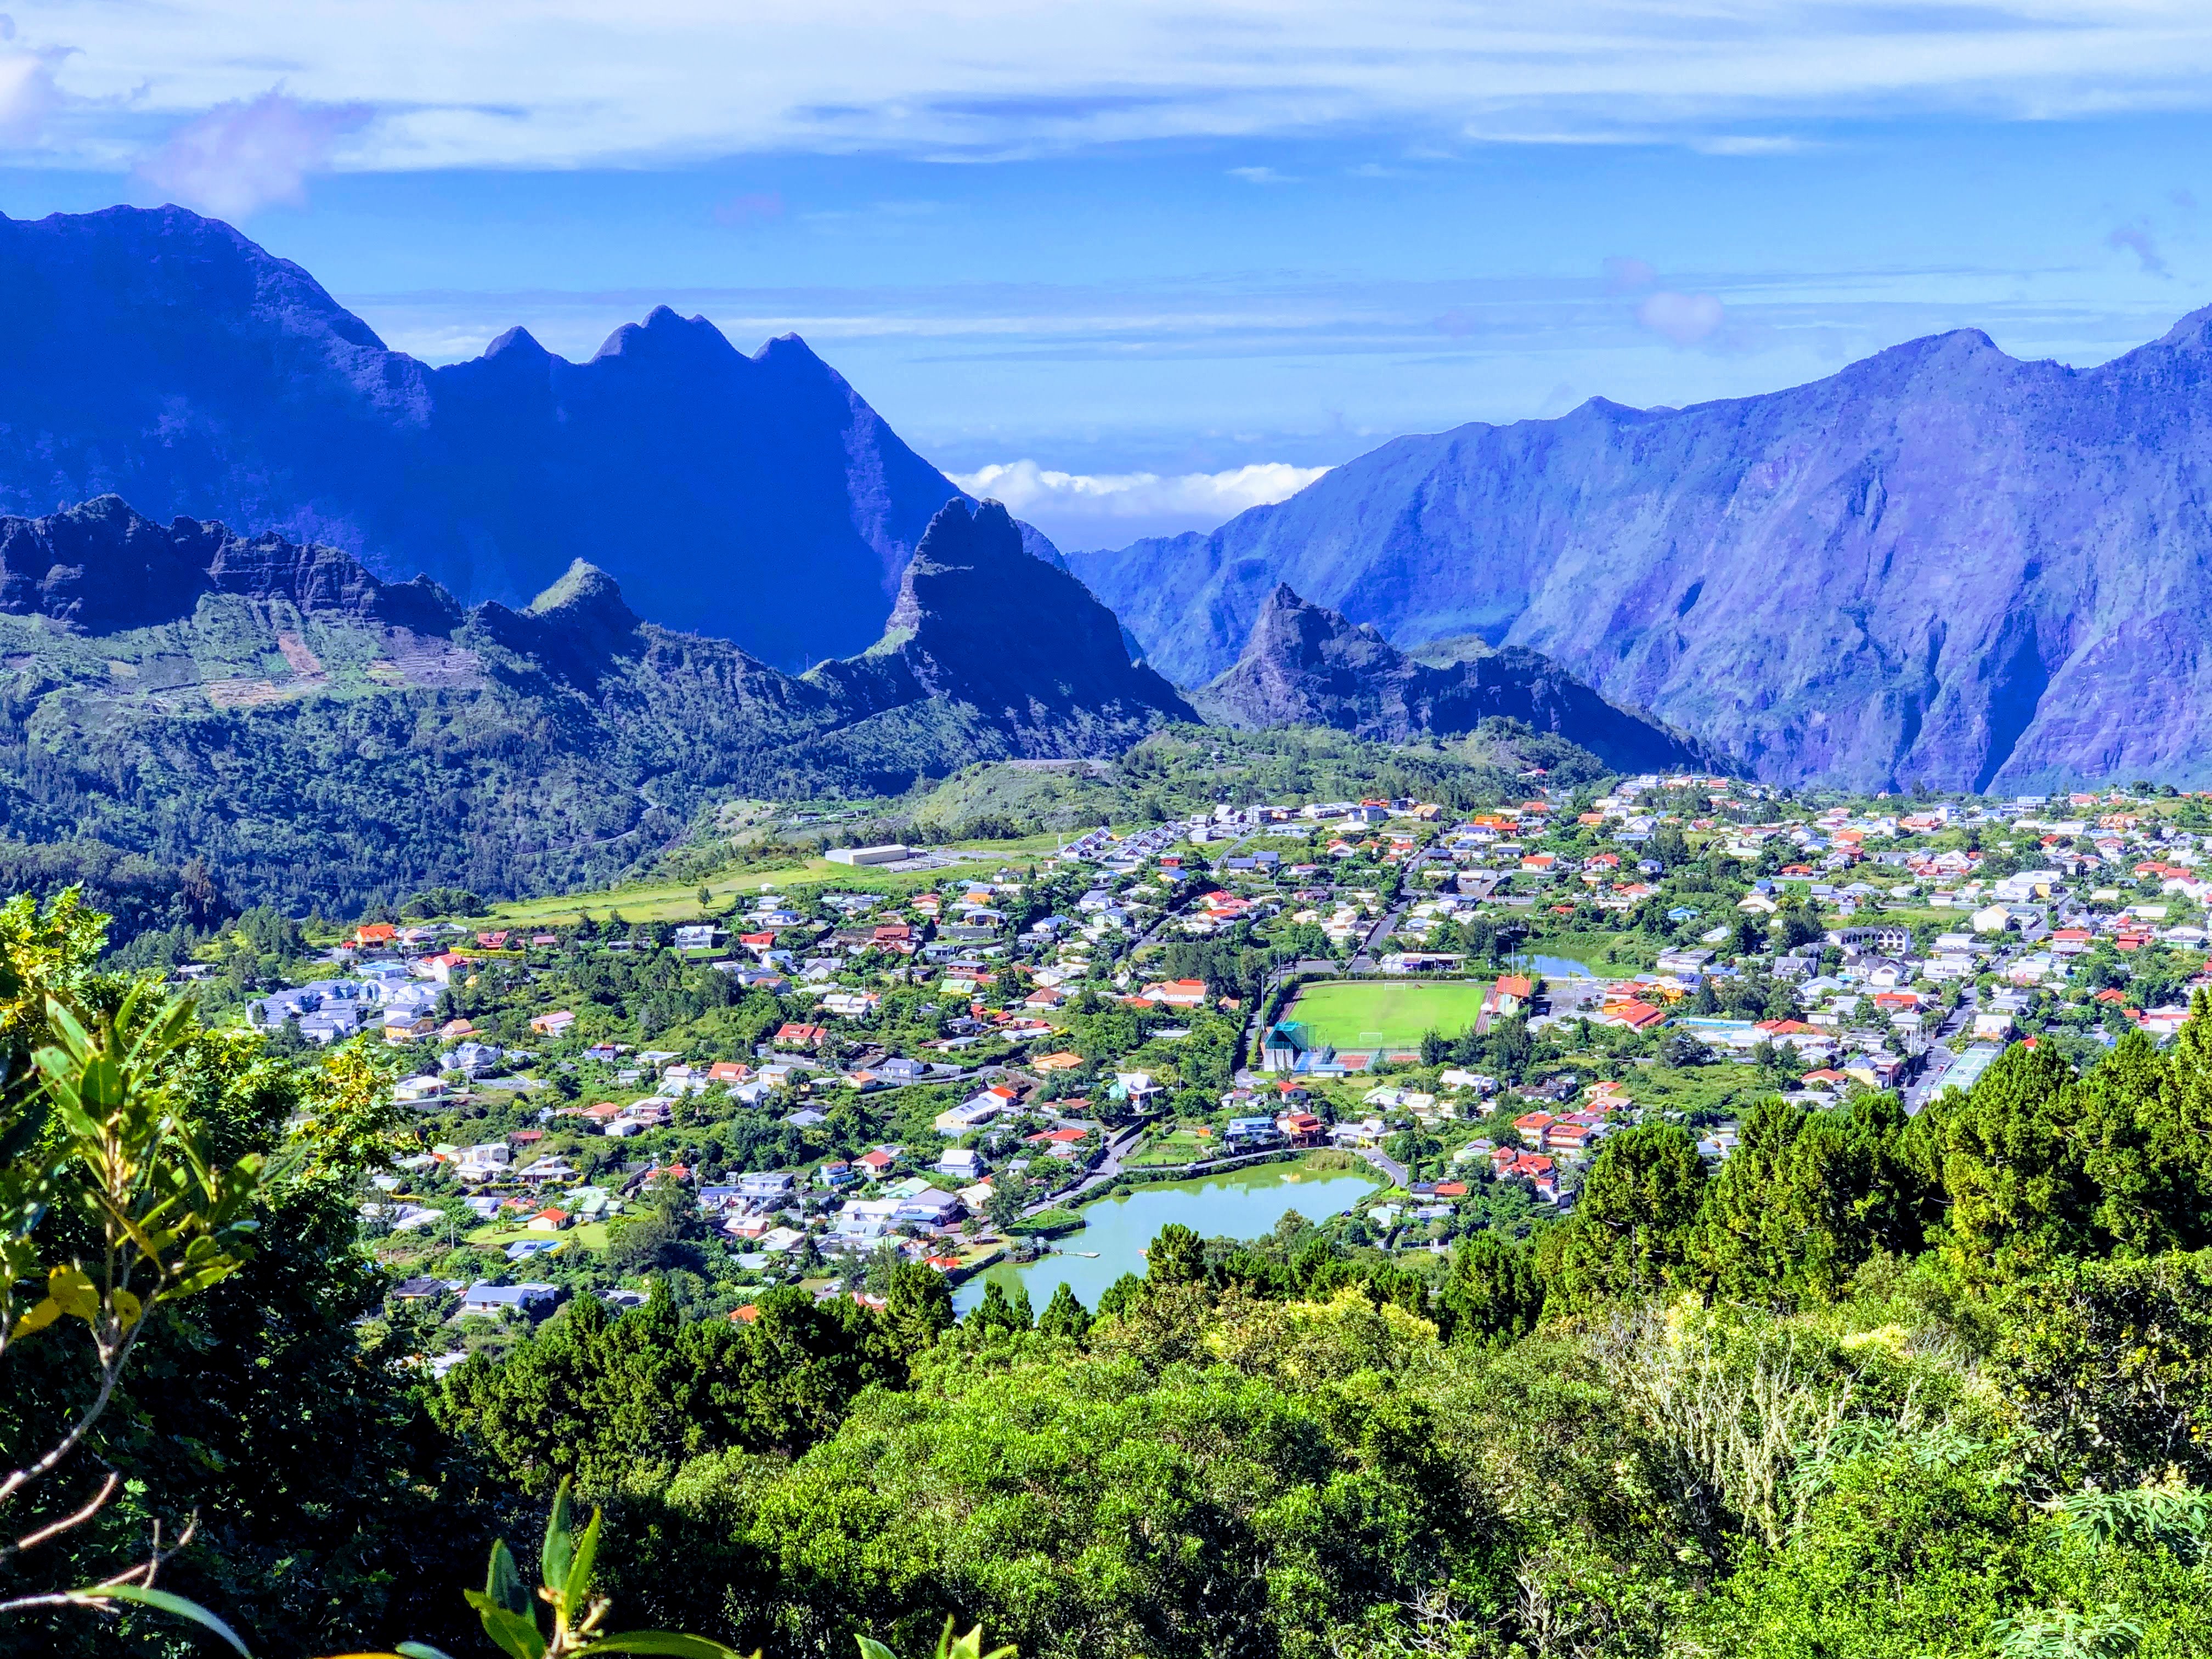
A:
<box><xmin>1194</xmin><ymin>583</ymin><xmax>1707</xmax><ymax>774</ymax></box>
<box><xmin>1070</xmin><ymin>307</ymin><xmax>2212</xmax><ymax>793</ymax></box>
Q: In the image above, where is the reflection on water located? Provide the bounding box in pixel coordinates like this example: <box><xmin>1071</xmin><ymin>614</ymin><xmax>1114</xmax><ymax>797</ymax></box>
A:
<box><xmin>950</xmin><ymin>1159</ymin><xmax>1385</xmax><ymax>1315</ymax></box>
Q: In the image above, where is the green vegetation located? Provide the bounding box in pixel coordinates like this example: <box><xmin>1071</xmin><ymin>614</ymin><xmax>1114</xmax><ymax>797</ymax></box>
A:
<box><xmin>1287</xmin><ymin>977</ymin><xmax>1491</xmax><ymax>1048</ymax></box>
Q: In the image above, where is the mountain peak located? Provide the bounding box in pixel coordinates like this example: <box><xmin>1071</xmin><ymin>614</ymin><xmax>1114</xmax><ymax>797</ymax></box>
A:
<box><xmin>818</xmin><ymin>495</ymin><xmax>1193</xmax><ymax>739</ymax></box>
<box><xmin>484</xmin><ymin>325</ymin><xmax>551</xmax><ymax>361</ymax></box>
<box><xmin>1200</xmin><ymin>580</ymin><xmax>1703</xmax><ymax>770</ymax></box>
<box><xmin>528</xmin><ymin>557</ymin><xmax>633</xmax><ymax>622</ymax></box>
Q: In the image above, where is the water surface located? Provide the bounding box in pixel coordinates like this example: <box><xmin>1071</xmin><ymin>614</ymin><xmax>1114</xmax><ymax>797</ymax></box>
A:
<box><xmin>952</xmin><ymin>1158</ymin><xmax>1384</xmax><ymax>1315</ymax></box>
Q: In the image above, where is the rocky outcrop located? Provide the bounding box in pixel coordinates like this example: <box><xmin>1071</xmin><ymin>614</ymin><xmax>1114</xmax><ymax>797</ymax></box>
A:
<box><xmin>0</xmin><ymin>495</ymin><xmax>462</xmax><ymax>632</ymax></box>
<box><xmin>1071</xmin><ymin>307</ymin><xmax>2212</xmax><ymax>792</ymax></box>
<box><xmin>1196</xmin><ymin>584</ymin><xmax>1706</xmax><ymax>772</ymax></box>
<box><xmin>811</xmin><ymin>499</ymin><xmax>1194</xmax><ymax>752</ymax></box>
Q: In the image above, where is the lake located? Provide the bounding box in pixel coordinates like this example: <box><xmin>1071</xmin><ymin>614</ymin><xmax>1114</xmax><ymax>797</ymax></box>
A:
<box><xmin>951</xmin><ymin>1158</ymin><xmax>1386</xmax><ymax>1315</ymax></box>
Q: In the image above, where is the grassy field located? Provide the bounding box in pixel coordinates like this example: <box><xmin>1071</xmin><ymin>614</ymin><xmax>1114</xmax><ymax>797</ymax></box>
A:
<box><xmin>465</xmin><ymin>1220</ymin><xmax>613</xmax><ymax>1253</ymax></box>
<box><xmin>477</xmin><ymin>832</ymin><xmax>1078</xmax><ymax>928</ymax></box>
<box><xmin>1288</xmin><ymin>978</ymin><xmax>1491</xmax><ymax>1049</ymax></box>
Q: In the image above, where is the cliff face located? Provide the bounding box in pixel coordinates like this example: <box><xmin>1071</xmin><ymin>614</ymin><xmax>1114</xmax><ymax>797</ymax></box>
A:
<box><xmin>811</xmin><ymin>499</ymin><xmax>1194</xmax><ymax>752</ymax></box>
<box><xmin>0</xmin><ymin>496</ymin><xmax>1186</xmax><ymax>803</ymax></box>
<box><xmin>0</xmin><ymin>495</ymin><xmax>461</xmax><ymax>632</ymax></box>
<box><xmin>0</xmin><ymin>205</ymin><xmax>984</xmax><ymax>669</ymax></box>
<box><xmin>1071</xmin><ymin>309</ymin><xmax>2212</xmax><ymax>792</ymax></box>
<box><xmin>1196</xmin><ymin>584</ymin><xmax>1706</xmax><ymax>773</ymax></box>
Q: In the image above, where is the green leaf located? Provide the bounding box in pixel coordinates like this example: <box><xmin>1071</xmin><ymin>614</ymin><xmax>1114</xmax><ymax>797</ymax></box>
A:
<box><xmin>541</xmin><ymin>1478</ymin><xmax>575</xmax><ymax>1594</ymax></box>
<box><xmin>564</xmin><ymin>1504</ymin><xmax>604</xmax><ymax>1610</ymax></box>
<box><xmin>464</xmin><ymin>1590</ymin><xmax>549</xmax><ymax>1659</ymax></box>
<box><xmin>573</xmin><ymin>1633</ymin><xmax>751</xmax><ymax>1658</ymax></box>
<box><xmin>396</xmin><ymin>1645</ymin><xmax>459</xmax><ymax>1659</ymax></box>
<box><xmin>484</xmin><ymin>1537</ymin><xmax>531</xmax><ymax>1618</ymax></box>
<box><xmin>856</xmin><ymin>1640</ymin><xmax>900</xmax><ymax>1659</ymax></box>
<box><xmin>69</xmin><ymin>1583</ymin><xmax>253</xmax><ymax>1657</ymax></box>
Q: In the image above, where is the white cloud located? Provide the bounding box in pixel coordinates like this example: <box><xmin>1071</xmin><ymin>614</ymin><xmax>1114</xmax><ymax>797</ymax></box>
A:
<box><xmin>0</xmin><ymin>48</ymin><xmax>59</xmax><ymax>145</ymax></box>
<box><xmin>1636</xmin><ymin>290</ymin><xmax>1725</xmax><ymax>345</ymax></box>
<box><xmin>135</xmin><ymin>91</ymin><xmax>368</xmax><ymax>219</ymax></box>
<box><xmin>20</xmin><ymin>2</ymin><xmax>2212</xmax><ymax>170</ymax></box>
<box><xmin>952</xmin><ymin>459</ymin><xmax>1328</xmax><ymax>523</ymax></box>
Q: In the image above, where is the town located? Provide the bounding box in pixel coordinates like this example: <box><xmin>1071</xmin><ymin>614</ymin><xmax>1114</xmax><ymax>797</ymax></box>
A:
<box><xmin>195</xmin><ymin>769</ymin><xmax>2212</xmax><ymax>1370</ymax></box>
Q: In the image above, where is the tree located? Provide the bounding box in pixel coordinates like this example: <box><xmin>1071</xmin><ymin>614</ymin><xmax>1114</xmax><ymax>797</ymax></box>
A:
<box><xmin>1036</xmin><ymin>1283</ymin><xmax>1092</xmax><ymax>1341</ymax></box>
<box><xmin>0</xmin><ymin>891</ymin><xmax>489</xmax><ymax>1657</ymax></box>
<box><xmin>1096</xmin><ymin>1272</ymin><xmax>1146</xmax><ymax>1318</ymax></box>
<box><xmin>2078</xmin><ymin>1006</ymin><xmax>2212</xmax><ymax>1256</ymax></box>
<box><xmin>1441</xmin><ymin>1234</ymin><xmax>1543</xmax><ymax>1346</ymax></box>
<box><xmin>965</xmin><ymin>1279</ymin><xmax>1034</xmax><ymax>1339</ymax></box>
<box><xmin>1146</xmin><ymin>1223</ymin><xmax>1206</xmax><ymax>1285</ymax></box>
<box><xmin>1926</xmin><ymin>1041</ymin><xmax>2096</xmax><ymax>1277</ymax></box>
<box><xmin>1541</xmin><ymin>1125</ymin><xmax>1707</xmax><ymax>1308</ymax></box>
<box><xmin>883</xmin><ymin>1261</ymin><xmax>955</xmax><ymax>1356</ymax></box>
<box><xmin>1989</xmin><ymin>1250</ymin><xmax>2212</xmax><ymax>1491</ymax></box>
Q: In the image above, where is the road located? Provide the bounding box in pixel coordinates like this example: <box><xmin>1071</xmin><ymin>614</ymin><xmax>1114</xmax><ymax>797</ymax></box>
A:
<box><xmin>1356</xmin><ymin>1146</ymin><xmax>1410</xmax><ymax>1188</ymax></box>
<box><xmin>1903</xmin><ymin>986</ymin><xmax>1979</xmax><ymax>1115</ymax></box>
<box><xmin>1036</xmin><ymin>1122</ymin><xmax>1147</xmax><ymax>1211</ymax></box>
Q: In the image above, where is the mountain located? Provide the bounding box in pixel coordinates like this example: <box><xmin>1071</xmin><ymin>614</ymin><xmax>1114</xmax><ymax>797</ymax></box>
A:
<box><xmin>1192</xmin><ymin>583</ymin><xmax>1706</xmax><ymax>772</ymax></box>
<box><xmin>1070</xmin><ymin>312</ymin><xmax>2212</xmax><ymax>793</ymax></box>
<box><xmin>0</xmin><ymin>204</ymin><xmax>1037</xmax><ymax>670</ymax></box>
<box><xmin>0</xmin><ymin>498</ymin><xmax>1180</xmax><ymax>918</ymax></box>
<box><xmin>811</xmin><ymin>499</ymin><xmax>1194</xmax><ymax>747</ymax></box>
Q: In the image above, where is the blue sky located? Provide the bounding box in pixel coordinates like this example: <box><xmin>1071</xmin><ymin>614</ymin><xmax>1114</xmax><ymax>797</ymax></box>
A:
<box><xmin>2</xmin><ymin>3</ymin><xmax>2211</xmax><ymax>546</ymax></box>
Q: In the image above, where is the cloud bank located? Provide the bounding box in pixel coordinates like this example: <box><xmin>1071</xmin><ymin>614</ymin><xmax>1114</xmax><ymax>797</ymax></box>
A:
<box><xmin>15</xmin><ymin>2</ymin><xmax>2212</xmax><ymax>171</ymax></box>
<box><xmin>951</xmin><ymin>459</ymin><xmax>1328</xmax><ymax>544</ymax></box>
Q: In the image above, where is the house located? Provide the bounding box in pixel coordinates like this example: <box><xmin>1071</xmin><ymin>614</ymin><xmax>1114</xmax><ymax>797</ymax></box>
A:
<box><xmin>353</xmin><ymin>923</ymin><xmax>398</xmax><ymax>949</ymax></box>
<box><xmin>857</xmin><ymin>1147</ymin><xmax>901</xmax><ymax>1179</ymax></box>
<box><xmin>896</xmin><ymin>1188</ymin><xmax>964</xmax><ymax>1226</ymax></box>
<box><xmin>936</xmin><ymin>1147</ymin><xmax>985</xmax><ymax>1179</ymax></box>
<box><xmin>1491</xmin><ymin>974</ymin><xmax>1534</xmax><ymax>1013</ymax></box>
<box><xmin>1029</xmin><ymin>1126</ymin><xmax>1093</xmax><ymax>1158</ymax></box>
<box><xmin>737</xmin><ymin>1171</ymin><xmax>796</xmax><ymax>1201</ymax></box>
<box><xmin>460</xmin><ymin>1282</ymin><xmax>561</xmax><ymax>1320</ymax></box>
<box><xmin>673</xmin><ymin>924</ymin><xmax>720</xmax><ymax>951</ymax></box>
<box><xmin>1512</xmin><ymin>1111</ymin><xmax>1556</xmax><ymax>1147</ymax></box>
<box><xmin>774</xmin><ymin>1022</ymin><xmax>828</xmax><ymax>1051</ymax></box>
<box><xmin>527</xmin><ymin>1207</ymin><xmax>571</xmax><ymax>1232</ymax></box>
<box><xmin>530</xmin><ymin>1010</ymin><xmax>578</xmax><ymax>1037</ymax></box>
<box><xmin>394</xmin><ymin>1075</ymin><xmax>449</xmax><ymax>1104</ymax></box>
<box><xmin>1275</xmin><ymin>1111</ymin><xmax>1325</xmax><ymax>1146</ymax></box>
<box><xmin>1137</xmin><ymin>979</ymin><xmax>1209</xmax><ymax>1008</ymax></box>
<box><xmin>382</xmin><ymin>1011</ymin><xmax>436</xmax><ymax>1043</ymax></box>
<box><xmin>454</xmin><ymin>1142</ymin><xmax>513</xmax><ymax>1181</ymax></box>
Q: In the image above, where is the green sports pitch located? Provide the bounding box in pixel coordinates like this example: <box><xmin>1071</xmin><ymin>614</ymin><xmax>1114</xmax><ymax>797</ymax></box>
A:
<box><xmin>1285</xmin><ymin>979</ymin><xmax>1489</xmax><ymax>1051</ymax></box>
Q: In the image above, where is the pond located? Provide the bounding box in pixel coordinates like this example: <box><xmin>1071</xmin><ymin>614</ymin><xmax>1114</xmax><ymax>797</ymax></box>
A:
<box><xmin>951</xmin><ymin>1158</ymin><xmax>1386</xmax><ymax>1316</ymax></box>
<box><xmin>1521</xmin><ymin>954</ymin><xmax>1597</xmax><ymax>978</ymax></box>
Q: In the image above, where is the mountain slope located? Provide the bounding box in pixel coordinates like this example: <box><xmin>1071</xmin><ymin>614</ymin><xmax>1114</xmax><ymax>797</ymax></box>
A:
<box><xmin>1193</xmin><ymin>583</ymin><xmax>1706</xmax><ymax>772</ymax></box>
<box><xmin>0</xmin><ymin>204</ymin><xmax>990</xmax><ymax>669</ymax></box>
<box><xmin>1070</xmin><ymin>312</ymin><xmax>2212</xmax><ymax>792</ymax></box>
<box><xmin>0</xmin><ymin>499</ymin><xmax>1180</xmax><ymax>915</ymax></box>
<box><xmin>810</xmin><ymin>499</ymin><xmax>1195</xmax><ymax>748</ymax></box>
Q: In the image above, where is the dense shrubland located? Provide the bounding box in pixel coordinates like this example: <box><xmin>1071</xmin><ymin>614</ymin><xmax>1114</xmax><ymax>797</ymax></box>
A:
<box><xmin>2</xmin><ymin>888</ymin><xmax>2210</xmax><ymax>1657</ymax></box>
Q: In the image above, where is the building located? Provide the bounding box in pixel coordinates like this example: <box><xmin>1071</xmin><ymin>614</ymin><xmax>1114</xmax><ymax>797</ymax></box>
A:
<box><xmin>460</xmin><ymin>1282</ymin><xmax>561</xmax><ymax>1320</ymax></box>
<box><xmin>825</xmin><ymin>844</ymin><xmax>915</xmax><ymax>866</ymax></box>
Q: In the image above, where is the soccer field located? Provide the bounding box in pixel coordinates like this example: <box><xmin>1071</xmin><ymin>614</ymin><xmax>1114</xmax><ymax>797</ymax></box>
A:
<box><xmin>1286</xmin><ymin>979</ymin><xmax>1489</xmax><ymax>1050</ymax></box>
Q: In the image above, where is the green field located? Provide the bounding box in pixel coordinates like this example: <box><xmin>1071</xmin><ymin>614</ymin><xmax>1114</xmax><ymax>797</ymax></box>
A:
<box><xmin>1286</xmin><ymin>978</ymin><xmax>1491</xmax><ymax>1049</ymax></box>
